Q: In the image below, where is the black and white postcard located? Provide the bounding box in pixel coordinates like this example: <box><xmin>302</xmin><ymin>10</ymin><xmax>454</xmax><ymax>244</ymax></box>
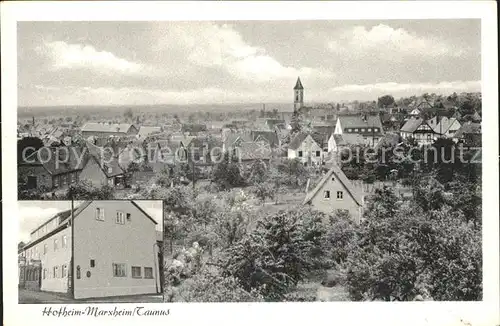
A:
<box><xmin>2</xmin><ymin>1</ymin><xmax>498</xmax><ymax>326</ymax></box>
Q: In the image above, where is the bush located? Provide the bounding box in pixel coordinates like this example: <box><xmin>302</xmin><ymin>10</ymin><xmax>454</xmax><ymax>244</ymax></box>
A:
<box><xmin>250</xmin><ymin>182</ymin><xmax>275</xmax><ymax>204</ymax></box>
<box><xmin>321</xmin><ymin>267</ymin><xmax>347</xmax><ymax>288</ymax></box>
<box><xmin>66</xmin><ymin>181</ymin><xmax>114</xmax><ymax>200</ymax></box>
<box><xmin>167</xmin><ymin>268</ymin><xmax>264</xmax><ymax>302</ymax></box>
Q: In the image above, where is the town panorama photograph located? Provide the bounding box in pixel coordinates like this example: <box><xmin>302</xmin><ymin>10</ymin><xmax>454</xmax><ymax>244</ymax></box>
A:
<box><xmin>16</xmin><ymin>20</ymin><xmax>483</xmax><ymax>303</ymax></box>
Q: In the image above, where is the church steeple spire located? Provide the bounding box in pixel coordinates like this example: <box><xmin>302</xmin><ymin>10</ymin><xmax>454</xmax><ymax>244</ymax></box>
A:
<box><xmin>293</xmin><ymin>77</ymin><xmax>304</xmax><ymax>111</ymax></box>
<box><xmin>294</xmin><ymin>77</ymin><xmax>304</xmax><ymax>90</ymax></box>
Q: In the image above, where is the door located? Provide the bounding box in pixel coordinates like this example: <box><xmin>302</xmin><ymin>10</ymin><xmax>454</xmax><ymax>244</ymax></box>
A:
<box><xmin>27</xmin><ymin>176</ymin><xmax>37</xmax><ymax>189</ymax></box>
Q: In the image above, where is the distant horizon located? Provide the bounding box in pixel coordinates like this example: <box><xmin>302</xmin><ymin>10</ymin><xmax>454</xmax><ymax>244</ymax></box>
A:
<box><xmin>17</xmin><ymin>89</ymin><xmax>482</xmax><ymax>110</ymax></box>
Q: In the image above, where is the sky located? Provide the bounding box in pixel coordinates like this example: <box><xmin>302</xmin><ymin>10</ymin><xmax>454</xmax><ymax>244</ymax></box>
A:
<box><xmin>18</xmin><ymin>200</ymin><xmax>163</xmax><ymax>243</ymax></box>
<box><xmin>18</xmin><ymin>20</ymin><xmax>481</xmax><ymax>107</ymax></box>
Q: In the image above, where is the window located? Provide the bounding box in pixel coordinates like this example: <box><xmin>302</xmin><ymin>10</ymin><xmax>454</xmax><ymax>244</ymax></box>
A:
<box><xmin>54</xmin><ymin>239</ymin><xmax>58</xmax><ymax>251</ymax></box>
<box><xmin>315</xmin><ymin>151</ymin><xmax>321</xmax><ymax>157</ymax></box>
<box><xmin>62</xmin><ymin>235</ymin><xmax>67</xmax><ymax>248</ymax></box>
<box><xmin>354</xmin><ymin>128</ymin><xmax>359</xmax><ymax>132</ymax></box>
<box><xmin>112</xmin><ymin>263</ymin><xmax>127</xmax><ymax>277</ymax></box>
<box><xmin>76</xmin><ymin>266</ymin><xmax>81</xmax><ymax>279</ymax></box>
<box><xmin>331</xmin><ymin>177</ymin><xmax>335</xmax><ymax>181</ymax></box>
<box><xmin>132</xmin><ymin>266</ymin><xmax>142</xmax><ymax>278</ymax></box>
<box><xmin>54</xmin><ymin>176</ymin><xmax>59</xmax><ymax>187</ymax></box>
<box><xmin>43</xmin><ymin>268</ymin><xmax>47</xmax><ymax>279</ymax></box>
<box><xmin>54</xmin><ymin>266</ymin><xmax>59</xmax><ymax>278</ymax></box>
<box><xmin>367</xmin><ymin>128</ymin><xmax>372</xmax><ymax>132</ymax></box>
<box><xmin>71</xmin><ymin>172</ymin><xmax>76</xmax><ymax>183</ymax></box>
<box><xmin>116</xmin><ymin>211</ymin><xmax>125</xmax><ymax>225</ymax></box>
<box><xmin>298</xmin><ymin>151</ymin><xmax>303</xmax><ymax>157</ymax></box>
<box><xmin>126</xmin><ymin>213</ymin><xmax>131</xmax><ymax>222</ymax></box>
<box><xmin>90</xmin><ymin>259</ymin><xmax>95</xmax><ymax>268</ymax></box>
<box><xmin>62</xmin><ymin>264</ymin><xmax>67</xmax><ymax>278</ymax></box>
<box><xmin>35</xmin><ymin>247</ymin><xmax>39</xmax><ymax>259</ymax></box>
<box><xmin>144</xmin><ymin>267</ymin><xmax>154</xmax><ymax>279</ymax></box>
<box><xmin>95</xmin><ymin>208</ymin><xmax>105</xmax><ymax>221</ymax></box>
<box><xmin>337</xmin><ymin>191</ymin><xmax>344</xmax><ymax>200</ymax></box>
<box><xmin>361</xmin><ymin>128</ymin><xmax>365</xmax><ymax>132</ymax></box>
<box><xmin>324</xmin><ymin>190</ymin><xmax>331</xmax><ymax>199</ymax></box>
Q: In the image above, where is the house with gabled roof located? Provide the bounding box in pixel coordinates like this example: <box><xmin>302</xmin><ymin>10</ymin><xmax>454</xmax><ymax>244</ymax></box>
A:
<box><xmin>327</xmin><ymin>134</ymin><xmax>366</xmax><ymax>153</ymax></box>
<box><xmin>303</xmin><ymin>164</ymin><xmax>363</xmax><ymax>224</ymax></box>
<box><xmin>18</xmin><ymin>200</ymin><xmax>162</xmax><ymax>299</ymax></box>
<box><xmin>427</xmin><ymin>116</ymin><xmax>461</xmax><ymax>139</ymax></box>
<box><xmin>81</xmin><ymin>123</ymin><xmax>138</xmax><ymax>138</ymax></box>
<box><xmin>79</xmin><ymin>142</ymin><xmax>126</xmax><ymax>187</ymax></box>
<box><xmin>334</xmin><ymin>113</ymin><xmax>384</xmax><ymax>147</ymax></box>
<box><xmin>265</xmin><ymin>119</ymin><xmax>288</xmax><ymax>131</ymax></box>
<box><xmin>399</xmin><ymin>117</ymin><xmax>438</xmax><ymax>146</ymax></box>
<box><xmin>453</xmin><ymin>121</ymin><xmax>481</xmax><ymax>148</ymax></box>
<box><xmin>18</xmin><ymin>146</ymin><xmax>85</xmax><ymax>191</ymax></box>
<box><xmin>287</xmin><ymin>132</ymin><xmax>323</xmax><ymax>166</ymax></box>
<box><xmin>137</xmin><ymin>126</ymin><xmax>162</xmax><ymax>139</ymax></box>
<box><xmin>250</xmin><ymin>130</ymin><xmax>280</xmax><ymax>149</ymax></box>
<box><xmin>222</xmin><ymin>132</ymin><xmax>253</xmax><ymax>153</ymax></box>
<box><xmin>186</xmin><ymin>136</ymin><xmax>224</xmax><ymax>167</ymax></box>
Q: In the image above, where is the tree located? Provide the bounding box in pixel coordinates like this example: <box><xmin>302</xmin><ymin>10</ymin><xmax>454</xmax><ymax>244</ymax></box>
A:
<box><xmin>377</xmin><ymin>95</ymin><xmax>395</xmax><ymax>108</ymax></box>
<box><xmin>251</xmin><ymin>182</ymin><xmax>275</xmax><ymax>205</ymax></box>
<box><xmin>346</xmin><ymin>192</ymin><xmax>482</xmax><ymax>301</ymax></box>
<box><xmin>268</xmin><ymin>166</ymin><xmax>285</xmax><ymax>204</ymax></box>
<box><xmin>213</xmin><ymin>193</ymin><xmax>253</xmax><ymax>249</ymax></box>
<box><xmin>124</xmin><ymin>108</ymin><xmax>134</xmax><ymax>121</ymax></box>
<box><xmin>247</xmin><ymin>159</ymin><xmax>268</xmax><ymax>185</ymax></box>
<box><xmin>413</xmin><ymin>176</ymin><xmax>446</xmax><ymax>212</ymax></box>
<box><xmin>364</xmin><ymin>186</ymin><xmax>399</xmax><ymax>220</ymax></box>
<box><xmin>458</xmin><ymin>94</ymin><xmax>480</xmax><ymax>117</ymax></box>
<box><xmin>278</xmin><ymin>158</ymin><xmax>309</xmax><ymax>187</ymax></box>
<box><xmin>324</xmin><ymin>210</ymin><xmax>359</xmax><ymax>264</ymax></box>
<box><xmin>219</xmin><ymin>207</ymin><xmax>327</xmax><ymax>300</ymax></box>
<box><xmin>290</xmin><ymin>110</ymin><xmax>303</xmax><ymax>133</ymax></box>
<box><xmin>162</xmin><ymin>185</ymin><xmax>197</xmax><ymax>253</ymax></box>
<box><xmin>173</xmin><ymin>114</ymin><xmax>181</xmax><ymax>123</ymax></box>
<box><xmin>212</xmin><ymin>152</ymin><xmax>246</xmax><ymax>190</ymax></box>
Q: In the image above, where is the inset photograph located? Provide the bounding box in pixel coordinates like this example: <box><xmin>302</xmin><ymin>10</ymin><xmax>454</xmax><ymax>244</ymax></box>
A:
<box><xmin>18</xmin><ymin>200</ymin><xmax>163</xmax><ymax>303</ymax></box>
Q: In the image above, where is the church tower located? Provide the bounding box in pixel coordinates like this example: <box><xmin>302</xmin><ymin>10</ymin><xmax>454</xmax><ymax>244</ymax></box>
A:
<box><xmin>293</xmin><ymin>77</ymin><xmax>304</xmax><ymax>111</ymax></box>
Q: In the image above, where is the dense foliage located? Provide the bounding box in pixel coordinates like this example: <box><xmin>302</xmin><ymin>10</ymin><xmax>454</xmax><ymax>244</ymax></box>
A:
<box><xmin>345</xmin><ymin>185</ymin><xmax>482</xmax><ymax>301</ymax></box>
<box><xmin>218</xmin><ymin>208</ymin><xmax>327</xmax><ymax>301</ymax></box>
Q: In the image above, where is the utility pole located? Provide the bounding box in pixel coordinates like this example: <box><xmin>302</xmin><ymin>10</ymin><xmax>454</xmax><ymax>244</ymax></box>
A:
<box><xmin>70</xmin><ymin>192</ymin><xmax>75</xmax><ymax>299</ymax></box>
<box><xmin>191</xmin><ymin>159</ymin><xmax>196</xmax><ymax>191</ymax></box>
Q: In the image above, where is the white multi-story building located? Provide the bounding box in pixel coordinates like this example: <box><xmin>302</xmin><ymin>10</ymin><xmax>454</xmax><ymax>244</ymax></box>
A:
<box><xmin>18</xmin><ymin>200</ymin><xmax>162</xmax><ymax>299</ymax></box>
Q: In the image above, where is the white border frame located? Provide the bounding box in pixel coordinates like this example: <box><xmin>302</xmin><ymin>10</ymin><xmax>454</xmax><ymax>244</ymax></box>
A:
<box><xmin>2</xmin><ymin>2</ymin><xmax>498</xmax><ymax>326</ymax></box>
